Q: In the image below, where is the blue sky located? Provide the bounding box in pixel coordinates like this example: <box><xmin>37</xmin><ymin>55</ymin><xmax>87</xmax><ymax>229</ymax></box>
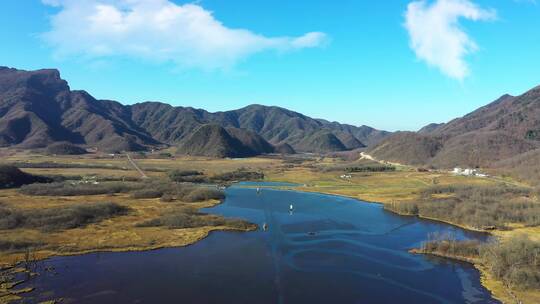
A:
<box><xmin>1</xmin><ymin>0</ymin><xmax>539</xmax><ymax>131</ymax></box>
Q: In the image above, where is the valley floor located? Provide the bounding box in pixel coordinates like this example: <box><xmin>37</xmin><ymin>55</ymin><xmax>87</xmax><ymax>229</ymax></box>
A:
<box><xmin>0</xmin><ymin>149</ymin><xmax>539</xmax><ymax>303</ymax></box>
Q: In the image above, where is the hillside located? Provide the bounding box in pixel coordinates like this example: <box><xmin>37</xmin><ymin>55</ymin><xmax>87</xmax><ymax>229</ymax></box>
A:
<box><xmin>493</xmin><ymin>148</ymin><xmax>540</xmax><ymax>186</ymax></box>
<box><xmin>295</xmin><ymin>130</ymin><xmax>348</xmax><ymax>153</ymax></box>
<box><xmin>368</xmin><ymin>132</ymin><xmax>443</xmax><ymax>166</ymax></box>
<box><xmin>225</xmin><ymin>127</ymin><xmax>275</xmax><ymax>155</ymax></box>
<box><xmin>274</xmin><ymin>143</ymin><xmax>296</xmax><ymax>154</ymax></box>
<box><xmin>176</xmin><ymin>124</ymin><xmax>275</xmax><ymax>158</ymax></box>
<box><xmin>0</xmin><ymin>67</ymin><xmax>157</xmax><ymax>152</ymax></box>
<box><xmin>0</xmin><ymin>66</ymin><xmax>389</xmax><ymax>155</ymax></box>
<box><xmin>131</xmin><ymin>102</ymin><xmax>385</xmax><ymax>152</ymax></box>
<box><xmin>368</xmin><ymin>86</ymin><xmax>540</xmax><ymax>169</ymax></box>
<box><xmin>418</xmin><ymin>123</ymin><xmax>444</xmax><ymax>134</ymax></box>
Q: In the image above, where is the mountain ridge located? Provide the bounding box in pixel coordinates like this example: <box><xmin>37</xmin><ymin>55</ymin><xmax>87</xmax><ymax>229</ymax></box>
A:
<box><xmin>0</xmin><ymin>66</ymin><xmax>390</xmax><ymax>156</ymax></box>
<box><xmin>368</xmin><ymin>88</ymin><xmax>540</xmax><ymax>168</ymax></box>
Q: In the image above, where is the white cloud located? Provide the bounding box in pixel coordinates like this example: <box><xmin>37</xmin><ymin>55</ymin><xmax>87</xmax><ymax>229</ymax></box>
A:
<box><xmin>41</xmin><ymin>0</ymin><xmax>328</xmax><ymax>69</ymax></box>
<box><xmin>404</xmin><ymin>0</ymin><xmax>495</xmax><ymax>80</ymax></box>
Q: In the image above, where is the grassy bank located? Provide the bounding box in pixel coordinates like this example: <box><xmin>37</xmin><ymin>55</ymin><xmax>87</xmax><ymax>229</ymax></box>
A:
<box><xmin>411</xmin><ymin>234</ymin><xmax>540</xmax><ymax>304</ymax></box>
<box><xmin>0</xmin><ymin>156</ymin><xmax>260</xmax><ymax>302</ymax></box>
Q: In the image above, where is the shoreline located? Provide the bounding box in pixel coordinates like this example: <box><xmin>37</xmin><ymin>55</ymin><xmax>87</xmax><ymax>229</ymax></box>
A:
<box><xmin>0</xmin><ymin>225</ymin><xmax>256</xmax><ymax>303</ymax></box>
<box><xmin>288</xmin><ymin>185</ymin><xmax>490</xmax><ymax>233</ymax></box>
<box><xmin>0</xmin><ymin>183</ymin><xmax>516</xmax><ymax>304</ymax></box>
<box><xmin>232</xmin><ymin>182</ymin><xmax>511</xmax><ymax>302</ymax></box>
<box><xmin>408</xmin><ymin>249</ymin><xmax>520</xmax><ymax>304</ymax></box>
<box><xmin>1</xmin><ymin>225</ymin><xmax>255</xmax><ymax>267</ymax></box>
<box><xmin>0</xmin><ymin>194</ymin><xmax>257</xmax><ymax>303</ymax></box>
<box><xmin>0</xmin><ymin>196</ymin><xmax>256</xmax><ymax>267</ymax></box>
<box><xmin>279</xmin><ymin>184</ymin><xmax>515</xmax><ymax>304</ymax></box>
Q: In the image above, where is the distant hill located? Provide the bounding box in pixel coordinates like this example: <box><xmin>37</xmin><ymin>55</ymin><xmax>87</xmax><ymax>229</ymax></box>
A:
<box><xmin>368</xmin><ymin>86</ymin><xmax>540</xmax><ymax>168</ymax></box>
<box><xmin>274</xmin><ymin>143</ymin><xmax>296</xmax><ymax>154</ymax></box>
<box><xmin>177</xmin><ymin>124</ymin><xmax>274</xmax><ymax>158</ymax></box>
<box><xmin>0</xmin><ymin>66</ymin><xmax>390</xmax><ymax>156</ymax></box>
<box><xmin>131</xmin><ymin>102</ymin><xmax>386</xmax><ymax>153</ymax></box>
<box><xmin>315</xmin><ymin>119</ymin><xmax>390</xmax><ymax>147</ymax></box>
<box><xmin>0</xmin><ymin>67</ymin><xmax>157</xmax><ymax>152</ymax></box>
<box><xmin>225</xmin><ymin>127</ymin><xmax>275</xmax><ymax>155</ymax></box>
<box><xmin>296</xmin><ymin>130</ymin><xmax>348</xmax><ymax>153</ymax></box>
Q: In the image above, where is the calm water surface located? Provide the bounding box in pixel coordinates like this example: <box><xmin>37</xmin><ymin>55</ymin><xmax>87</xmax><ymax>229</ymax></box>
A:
<box><xmin>22</xmin><ymin>182</ymin><xmax>498</xmax><ymax>304</ymax></box>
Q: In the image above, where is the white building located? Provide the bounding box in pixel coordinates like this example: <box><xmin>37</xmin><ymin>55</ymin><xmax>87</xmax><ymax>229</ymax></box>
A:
<box><xmin>452</xmin><ymin>167</ymin><xmax>487</xmax><ymax>177</ymax></box>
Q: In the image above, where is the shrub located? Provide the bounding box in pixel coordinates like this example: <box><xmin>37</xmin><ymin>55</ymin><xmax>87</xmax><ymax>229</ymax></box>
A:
<box><xmin>19</xmin><ymin>181</ymin><xmax>138</xmax><ymax>196</ymax></box>
<box><xmin>183</xmin><ymin>188</ymin><xmax>225</xmax><ymax>202</ymax></box>
<box><xmin>0</xmin><ymin>239</ymin><xmax>43</xmax><ymax>252</ymax></box>
<box><xmin>282</xmin><ymin>158</ymin><xmax>306</xmax><ymax>165</ymax></box>
<box><xmin>129</xmin><ymin>181</ymin><xmax>225</xmax><ymax>203</ymax></box>
<box><xmin>136</xmin><ymin>208</ymin><xmax>252</xmax><ymax>230</ymax></box>
<box><xmin>131</xmin><ymin>189</ymin><xmax>163</xmax><ymax>199</ymax></box>
<box><xmin>385</xmin><ymin>184</ymin><xmax>540</xmax><ymax>229</ymax></box>
<box><xmin>0</xmin><ymin>202</ymin><xmax>129</xmax><ymax>232</ymax></box>
<box><xmin>319</xmin><ymin>159</ymin><xmax>395</xmax><ymax>173</ymax></box>
<box><xmin>417</xmin><ymin>234</ymin><xmax>540</xmax><ymax>291</ymax></box>
<box><xmin>0</xmin><ymin>165</ymin><xmax>52</xmax><ymax>189</ymax></box>
<box><xmin>160</xmin><ymin>194</ymin><xmax>174</xmax><ymax>202</ymax></box>
<box><xmin>169</xmin><ymin>170</ymin><xmax>203</xmax><ymax>177</ymax></box>
<box><xmin>45</xmin><ymin>142</ymin><xmax>87</xmax><ymax>155</ymax></box>
<box><xmin>10</xmin><ymin>161</ymin><xmax>128</xmax><ymax>171</ymax></box>
<box><xmin>171</xmin><ymin>175</ymin><xmax>207</xmax><ymax>183</ymax></box>
<box><xmin>210</xmin><ymin>169</ymin><xmax>264</xmax><ymax>182</ymax></box>
<box><xmin>168</xmin><ymin>170</ymin><xmax>206</xmax><ymax>183</ymax></box>
<box><xmin>481</xmin><ymin>235</ymin><xmax>540</xmax><ymax>290</ymax></box>
<box><xmin>419</xmin><ymin>232</ymin><xmax>481</xmax><ymax>258</ymax></box>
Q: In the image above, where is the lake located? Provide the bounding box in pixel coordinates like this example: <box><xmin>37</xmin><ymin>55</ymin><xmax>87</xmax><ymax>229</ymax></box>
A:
<box><xmin>21</xmin><ymin>182</ymin><xmax>499</xmax><ymax>303</ymax></box>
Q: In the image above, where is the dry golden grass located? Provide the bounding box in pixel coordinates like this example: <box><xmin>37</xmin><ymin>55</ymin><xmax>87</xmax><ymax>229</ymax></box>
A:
<box><xmin>135</xmin><ymin>156</ymin><xmax>280</xmax><ymax>173</ymax></box>
<box><xmin>22</xmin><ymin>168</ymin><xmax>149</xmax><ymax>178</ymax></box>
<box><xmin>1</xmin><ymin>152</ymin><xmax>281</xmax><ymax>179</ymax></box>
<box><xmin>267</xmin><ymin>166</ymin><xmax>499</xmax><ymax>203</ymax></box>
<box><xmin>0</xmin><ymin>189</ymin><xmax>251</xmax><ymax>267</ymax></box>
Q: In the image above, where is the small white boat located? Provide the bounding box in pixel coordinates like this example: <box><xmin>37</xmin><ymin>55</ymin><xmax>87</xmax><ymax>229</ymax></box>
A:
<box><xmin>289</xmin><ymin>204</ymin><xmax>294</xmax><ymax>211</ymax></box>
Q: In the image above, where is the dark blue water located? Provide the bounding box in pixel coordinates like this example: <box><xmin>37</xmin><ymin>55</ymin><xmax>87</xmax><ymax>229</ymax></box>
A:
<box><xmin>21</xmin><ymin>182</ymin><xmax>498</xmax><ymax>304</ymax></box>
<box><xmin>235</xmin><ymin>181</ymin><xmax>301</xmax><ymax>188</ymax></box>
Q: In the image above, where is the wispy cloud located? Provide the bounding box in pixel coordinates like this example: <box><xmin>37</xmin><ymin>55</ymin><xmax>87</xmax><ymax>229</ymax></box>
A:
<box><xmin>41</xmin><ymin>0</ymin><xmax>328</xmax><ymax>70</ymax></box>
<box><xmin>404</xmin><ymin>0</ymin><xmax>495</xmax><ymax>80</ymax></box>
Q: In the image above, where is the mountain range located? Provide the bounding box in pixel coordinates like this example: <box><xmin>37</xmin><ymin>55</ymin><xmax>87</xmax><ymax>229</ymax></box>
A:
<box><xmin>4</xmin><ymin>66</ymin><xmax>538</xmax><ymax>169</ymax></box>
<box><xmin>368</xmin><ymin>87</ymin><xmax>540</xmax><ymax>169</ymax></box>
<box><xmin>0</xmin><ymin>67</ymin><xmax>389</xmax><ymax>156</ymax></box>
